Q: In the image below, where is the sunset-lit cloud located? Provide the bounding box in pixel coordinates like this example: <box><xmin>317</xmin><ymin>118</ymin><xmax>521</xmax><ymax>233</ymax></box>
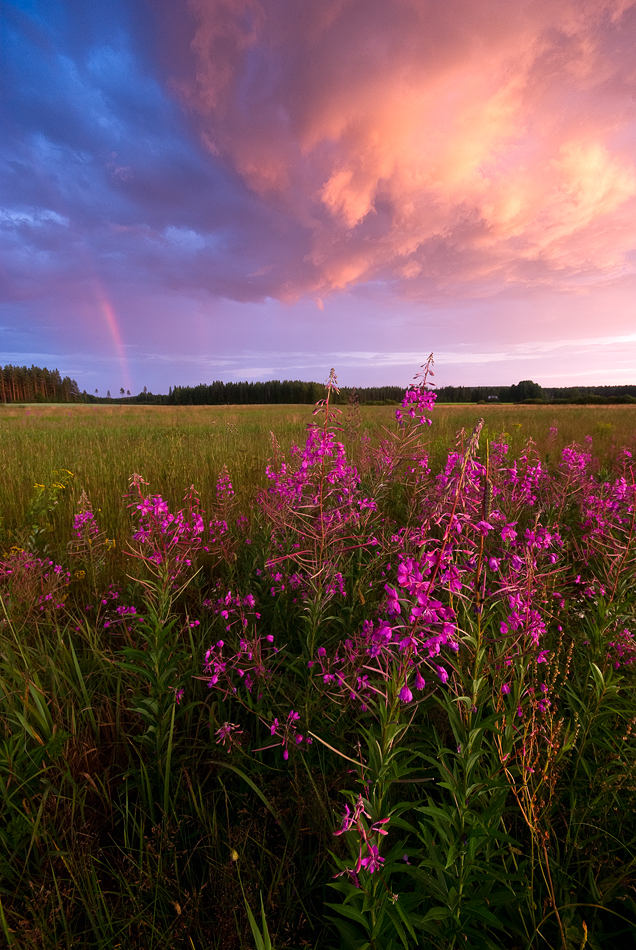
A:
<box><xmin>1</xmin><ymin>0</ymin><xmax>636</xmax><ymax>392</ymax></box>
<box><xmin>181</xmin><ymin>0</ymin><xmax>636</xmax><ymax>295</ymax></box>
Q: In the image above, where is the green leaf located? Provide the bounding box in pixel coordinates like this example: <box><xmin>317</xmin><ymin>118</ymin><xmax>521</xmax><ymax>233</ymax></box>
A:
<box><xmin>324</xmin><ymin>901</ymin><xmax>368</xmax><ymax>927</ymax></box>
<box><xmin>422</xmin><ymin>906</ymin><xmax>453</xmax><ymax>921</ymax></box>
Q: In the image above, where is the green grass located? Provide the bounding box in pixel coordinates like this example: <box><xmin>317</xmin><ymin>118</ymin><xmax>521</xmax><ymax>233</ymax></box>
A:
<box><xmin>2</xmin><ymin>400</ymin><xmax>636</xmax><ymax>949</ymax></box>
<box><xmin>2</xmin><ymin>402</ymin><xmax>635</xmax><ymax>559</ymax></box>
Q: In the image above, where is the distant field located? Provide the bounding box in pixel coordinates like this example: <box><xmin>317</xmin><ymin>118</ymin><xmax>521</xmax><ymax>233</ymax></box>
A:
<box><xmin>1</xmin><ymin>401</ymin><xmax>635</xmax><ymax>557</ymax></box>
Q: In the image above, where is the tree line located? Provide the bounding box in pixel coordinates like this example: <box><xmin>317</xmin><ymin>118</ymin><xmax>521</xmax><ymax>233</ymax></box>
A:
<box><xmin>2</xmin><ymin>365</ymin><xmax>636</xmax><ymax>406</ymax></box>
<box><xmin>435</xmin><ymin>380</ymin><xmax>636</xmax><ymax>404</ymax></box>
<box><xmin>165</xmin><ymin>380</ymin><xmax>404</xmax><ymax>405</ymax></box>
<box><xmin>0</xmin><ymin>365</ymin><xmax>81</xmax><ymax>403</ymax></box>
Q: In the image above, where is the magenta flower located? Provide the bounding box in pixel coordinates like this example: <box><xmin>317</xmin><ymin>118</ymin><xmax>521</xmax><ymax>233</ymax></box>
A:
<box><xmin>384</xmin><ymin>584</ymin><xmax>401</xmax><ymax>615</ymax></box>
<box><xmin>215</xmin><ymin>722</ymin><xmax>243</xmax><ymax>749</ymax></box>
<box><xmin>399</xmin><ymin>635</ymin><xmax>418</xmax><ymax>653</ymax></box>
<box><xmin>399</xmin><ymin>685</ymin><xmax>413</xmax><ymax>703</ymax></box>
<box><xmin>360</xmin><ymin>844</ymin><xmax>385</xmax><ymax>874</ymax></box>
<box><xmin>333</xmin><ymin>804</ymin><xmax>353</xmax><ymax>836</ymax></box>
<box><xmin>475</xmin><ymin>520</ymin><xmax>493</xmax><ymax>536</ymax></box>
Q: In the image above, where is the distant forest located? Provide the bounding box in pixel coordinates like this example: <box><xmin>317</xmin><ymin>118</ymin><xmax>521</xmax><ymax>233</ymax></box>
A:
<box><xmin>2</xmin><ymin>363</ymin><xmax>636</xmax><ymax>405</ymax></box>
<box><xmin>0</xmin><ymin>364</ymin><xmax>81</xmax><ymax>403</ymax></box>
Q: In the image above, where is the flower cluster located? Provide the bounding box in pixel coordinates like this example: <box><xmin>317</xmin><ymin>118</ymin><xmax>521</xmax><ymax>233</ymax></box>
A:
<box><xmin>608</xmin><ymin>628</ymin><xmax>636</xmax><ymax>669</ymax></box>
<box><xmin>395</xmin><ymin>385</ymin><xmax>437</xmax><ymax>426</ymax></box>
<box><xmin>333</xmin><ymin>794</ymin><xmax>390</xmax><ymax>879</ymax></box>
<box><xmin>72</xmin><ymin>509</ymin><xmax>100</xmax><ymax>540</ymax></box>
<box><xmin>265</xmin><ymin>426</ymin><xmax>376</xmax><ymax>523</ymax></box>
<box><xmin>0</xmin><ymin>549</ymin><xmax>70</xmax><ymax>624</ymax></box>
<box><xmin>215</xmin><ymin>721</ymin><xmax>244</xmax><ymax>750</ymax></box>
<box><xmin>267</xmin><ymin>709</ymin><xmax>312</xmax><ymax>760</ymax></box>
<box><xmin>204</xmin><ymin>591</ymin><xmax>277</xmax><ymax>698</ymax></box>
<box><xmin>215</xmin><ymin>467</ymin><xmax>235</xmax><ymax>501</ymax></box>
<box><xmin>127</xmin><ymin>476</ymin><xmax>204</xmax><ymax>579</ymax></box>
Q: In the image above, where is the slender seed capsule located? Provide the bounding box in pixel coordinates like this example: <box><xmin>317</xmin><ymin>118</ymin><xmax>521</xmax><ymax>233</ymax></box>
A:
<box><xmin>482</xmin><ymin>478</ymin><xmax>493</xmax><ymax>521</ymax></box>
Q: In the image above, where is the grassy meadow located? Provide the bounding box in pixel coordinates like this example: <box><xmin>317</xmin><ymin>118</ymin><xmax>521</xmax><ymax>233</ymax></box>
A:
<box><xmin>1</xmin><ymin>397</ymin><xmax>636</xmax><ymax>949</ymax></box>
<box><xmin>1</xmin><ymin>402</ymin><xmax>634</xmax><ymax>555</ymax></box>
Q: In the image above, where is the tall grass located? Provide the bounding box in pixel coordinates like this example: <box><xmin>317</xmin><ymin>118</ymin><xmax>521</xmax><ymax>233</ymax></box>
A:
<box><xmin>0</xmin><ymin>405</ymin><xmax>309</xmax><ymax>547</ymax></box>
<box><xmin>1</xmin><ymin>390</ymin><xmax>636</xmax><ymax>948</ymax></box>
<box><xmin>1</xmin><ymin>402</ymin><xmax>635</xmax><ymax>559</ymax></box>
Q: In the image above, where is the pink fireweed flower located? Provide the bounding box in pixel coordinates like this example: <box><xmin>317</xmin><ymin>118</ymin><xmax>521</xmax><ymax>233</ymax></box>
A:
<box><xmin>215</xmin><ymin>722</ymin><xmax>243</xmax><ymax>749</ymax></box>
<box><xmin>399</xmin><ymin>684</ymin><xmax>413</xmax><ymax>703</ymax></box>
<box><xmin>73</xmin><ymin>509</ymin><xmax>100</xmax><ymax>539</ymax></box>
<box><xmin>399</xmin><ymin>635</ymin><xmax>419</xmax><ymax>653</ymax></box>
<box><xmin>608</xmin><ymin>629</ymin><xmax>636</xmax><ymax>668</ymax></box>
<box><xmin>334</xmin><ymin>795</ymin><xmax>369</xmax><ymax>837</ymax></box>
<box><xmin>397</xmin><ymin>385</ymin><xmax>437</xmax><ymax>427</ymax></box>
<box><xmin>414</xmin><ymin>670</ymin><xmax>426</xmax><ymax>690</ymax></box>
<box><xmin>216</xmin><ymin>467</ymin><xmax>235</xmax><ymax>500</ymax></box>
<box><xmin>475</xmin><ymin>520</ymin><xmax>493</xmax><ymax>536</ymax></box>
<box><xmin>359</xmin><ymin>844</ymin><xmax>385</xmax><ymax>874</ymax></box>
<box><xmin>397</xmin><ymin>558</ymin><xmax>423</xmax><ymax>587</ymax></box>
<box><xmin>384</xmin><ymin>584</ymin><xmax>401</xmax><ymax>615</ymax></box>
<box><xmin>333</xmin><ymin>804</ymin><xmax>353</xmax><ymax>835</ymax></box>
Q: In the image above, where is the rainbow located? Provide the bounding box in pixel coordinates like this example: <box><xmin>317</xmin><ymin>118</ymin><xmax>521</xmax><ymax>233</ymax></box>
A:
<box><xmin>93</xmin><ymin>283</ymin><xmax>133</xmax><ymax>395</ymax></box>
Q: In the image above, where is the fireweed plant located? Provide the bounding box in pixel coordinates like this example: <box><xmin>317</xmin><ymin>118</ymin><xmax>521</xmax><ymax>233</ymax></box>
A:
<box><xmin>0</xmin><ymin>362</ymin><xmax>636</xmax><ymax>948</ymax></box>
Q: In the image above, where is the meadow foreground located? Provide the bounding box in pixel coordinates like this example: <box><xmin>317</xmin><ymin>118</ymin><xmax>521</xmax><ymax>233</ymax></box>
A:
<box><xmin>1</xmin><ymin>387</ymin><xmax>636</xmax><ymax>948</ymax></box>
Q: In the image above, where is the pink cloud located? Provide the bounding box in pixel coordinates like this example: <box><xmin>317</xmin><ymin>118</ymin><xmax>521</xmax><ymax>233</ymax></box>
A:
<box><xmin>178</xmin><ymin>0</ymin><xmax>636</xmax><ymax>298</ymax></box>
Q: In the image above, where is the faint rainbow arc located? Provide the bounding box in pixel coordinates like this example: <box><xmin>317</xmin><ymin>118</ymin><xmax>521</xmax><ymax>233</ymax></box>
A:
<box><xmin>93</xmin><ymin>284</ymin><xmax>133</xmax><ymax>395</ymax></box>
<box><xmin>22</xmin><ymin>156</ymin><xmax>135</xmax><ymax>395</ymax></box>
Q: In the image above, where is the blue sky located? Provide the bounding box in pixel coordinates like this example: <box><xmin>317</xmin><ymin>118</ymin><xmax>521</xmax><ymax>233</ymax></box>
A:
<box><xmin>2</xmin><ymin>0</ymin><xmax>636</xmax><ymax>394</ymax></box>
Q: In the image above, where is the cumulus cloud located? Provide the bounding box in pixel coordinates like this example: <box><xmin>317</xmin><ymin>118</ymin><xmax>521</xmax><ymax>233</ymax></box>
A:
<box><xmin>178</xmin><ymin>0</ymin><xmax>636</xmax><ymax>297</ymax></box>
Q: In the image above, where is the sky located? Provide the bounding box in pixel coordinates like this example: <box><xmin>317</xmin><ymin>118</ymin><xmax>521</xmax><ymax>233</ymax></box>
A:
<box><xmin>2</xmin><ymin>0</ymin><xmax>636</xmax><ymax>395</ymax></box>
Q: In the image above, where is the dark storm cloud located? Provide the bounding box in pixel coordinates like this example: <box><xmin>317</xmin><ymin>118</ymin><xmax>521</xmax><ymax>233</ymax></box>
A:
<box><xmin>0</xmin><ymin>0</ymin><xmax>315</xmax><ymax>308</ymax></box>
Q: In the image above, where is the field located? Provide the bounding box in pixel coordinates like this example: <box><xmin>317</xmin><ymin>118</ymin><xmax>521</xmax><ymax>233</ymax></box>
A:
<box><xmin>1</xmin><ymin>396</ymin><xmax>636</xmax><ymax>949</ymax></box>
<box><xmin>1</xmin><ymin>402</ymin><xmax>634</xmax><ymax>552</ymax></box>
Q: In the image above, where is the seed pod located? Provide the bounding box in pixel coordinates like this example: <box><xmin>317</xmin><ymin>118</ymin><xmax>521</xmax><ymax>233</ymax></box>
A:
<box><xmin>482</xmin><ymin>478</ymin><xmax>493</xmax><ymax>520</ymax></box>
